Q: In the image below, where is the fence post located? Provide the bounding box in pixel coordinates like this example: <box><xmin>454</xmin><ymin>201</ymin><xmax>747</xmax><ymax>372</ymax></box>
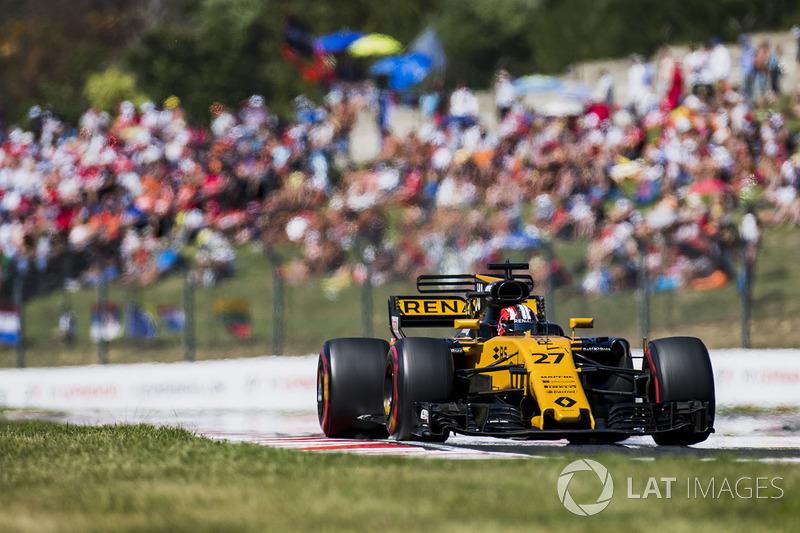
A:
<box><xmin>264</xmin><ymin>247</ymin><xmax>285</xmax><ymax>355</ymax></box>
<box><xmin>97</xmin><ymin>273</ymin><xmax>108</xmax><ymax>365</ymax></box>
<box><xmin>13</xmin><ymin>269</ymin><xmax>24</xmax><ymax>368</ymax></box>
<box><xmin>637</xmin><ymin>240</ymin><xmax>650</xmax><ymax>346</ymax></box>
<box><xmin>183</xmin><ymin>269</ymin><xmax>195</xmax><ymax>362</ymax></box>
<box><xmin>361</xmin><ymin>264</ymin><xmax>373</xmax><ymax>338</ymax></box>
<box><xmin>272</xmin><ymin>265</ymin><xmax>284</xmax><ymax>355</ymax></box>
<box><xmin>740</xmin><ymin>244</ymin><xmax>752</xmax><ymax>349</ymax></box>
<box><xmin>543</xmin><ymin>243</ymin><xmax>555</xmax><ymax>322</ymax></box>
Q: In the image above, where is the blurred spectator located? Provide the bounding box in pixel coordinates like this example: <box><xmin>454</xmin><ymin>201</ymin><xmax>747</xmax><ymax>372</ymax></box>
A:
<box><xmin>740</xmin><ymin>34</ymin><xmax>756</xmax><ymax>102</ymax></box>
<box><xmin>793</xmin><ymin>26</ymin><xmax>800</xmax><ymax>70</ymax></box>
<box><xmin>55</xmin><ymin>305</ymin><xmax>77</xmax><ymax>344</ymax></box>
<box><xmin>654</xmin><ymin>46</ymin><xmax>678</xmax><ymax>100</ymax></box>
<box><xmin>754</xmin><ymin>40</ymin><xmax>770</xmax><ymax>105</ymax></box>
<box><xmin>1</xmin><ymin>37</ymin><xmax>799</xmax><ymax>303</ymax></box>
<box><xmin>593</xmin><ymin>69</ymin><xmax>615</xmax><ymax>107</ymax></box>
<box><xmin>448</xmin><ymin>80</ymin><xmax>480</xmax><ymax>130</ymax></box>
<box><xmin>768</xmin><ymin>44</ymin><xmax>784</xmax><ymax>98</ymax></box>
<box><xmin>375</xmin><ymin>75</ymin><xmax>395</xmax><ymax>150</ymax></box>
<box><xmin>708</xmin><ymin>37</ymin><xmax>731</xmax><ymax>101</ymax></box>
<box><xmin>494</xmin><ymin>69</ymin><xmax>515</xmax><ymax>120</ymax></box>
<box><xmin>684</xmin><ymin>42</ymin><xmax>711</xmax><ymax>100</ymax></box>
<box><xmin>627</xmin><ymin>55</ymin><xmax>649</xmax><ymax>115</ymax></box>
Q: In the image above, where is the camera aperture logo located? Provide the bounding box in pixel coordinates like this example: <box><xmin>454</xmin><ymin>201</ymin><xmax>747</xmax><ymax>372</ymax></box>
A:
<box><xmin>557</xmin><ymin>459</ymin><xmax>614</xmax><ymax>516</ymax></box>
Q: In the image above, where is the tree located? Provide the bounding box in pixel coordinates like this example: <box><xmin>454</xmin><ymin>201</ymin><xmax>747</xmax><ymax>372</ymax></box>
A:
<box><xmin>428</xmin><ymin>0</ymin><xmax>539</xmax><ymax>85</ymax></box>
<box><xmin>0</xmin><ymin>0</ymin><xmax>151</xmax><ymax>123</ymax></box>
<box><xmin>4</xmin><ymin>0</ymin><xmax>800</xmax><ymax>125</ymax></box>
<box><xmin>83</xmin><ymin>67</ymin><xmax>150</xmax><ymax>114</ymax></box>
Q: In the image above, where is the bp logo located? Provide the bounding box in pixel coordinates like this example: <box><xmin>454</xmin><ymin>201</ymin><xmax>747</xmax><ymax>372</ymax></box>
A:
<box><xmin>557</xmin><ymin>459</ymin><xmax>614</xmax><ymax>516</ymax></box>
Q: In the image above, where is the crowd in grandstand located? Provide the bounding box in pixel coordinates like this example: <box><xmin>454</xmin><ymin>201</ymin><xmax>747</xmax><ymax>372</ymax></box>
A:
<box><xmin>1</xmin><ymin>33</ymin><xmax>799</xmax><ymax>297</ymax></box>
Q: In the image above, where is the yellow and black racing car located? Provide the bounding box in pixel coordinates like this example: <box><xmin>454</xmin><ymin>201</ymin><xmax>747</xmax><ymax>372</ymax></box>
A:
<box><xmin>317</xmin><ymin>261</ymin><xmax>714</xmax><ymax>445</ymax></box>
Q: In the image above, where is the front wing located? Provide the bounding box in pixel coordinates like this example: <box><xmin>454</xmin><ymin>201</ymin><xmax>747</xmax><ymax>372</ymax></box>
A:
<box><xmin>411</xmin><ymin>400</ymin><xmax>714</xmax><ymax>440</ymax></box>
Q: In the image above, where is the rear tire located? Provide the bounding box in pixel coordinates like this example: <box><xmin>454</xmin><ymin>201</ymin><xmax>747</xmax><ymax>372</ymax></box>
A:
<box><xmin>645</xmin><ymin>336</ymin><xmax>715</xmax><ymax>446</ymax></box>
<box><xmin>317</xmin><ymin>338</ymin><xmax>390</xmax><ymax>438</ymax></box>
<box><xmin>384</xmin><ymin>338</ymin><xmax>454</xmax><ymax>441</ymax></box>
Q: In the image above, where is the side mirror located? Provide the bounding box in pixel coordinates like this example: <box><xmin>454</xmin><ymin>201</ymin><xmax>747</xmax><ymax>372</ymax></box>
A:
<box><xmin>569</xmin><ymin>318</ymin><xmax>594</xmax><ymax>340</ymax></box>
<box><xmin>569</xmin><ymin>318</ymin><xmax>594</xmax><ymax>329</ymax></box>
<box><xmin>454</xmin><ymin>318</ymin><xmax>480</xmax><ymax>330</ymax></box>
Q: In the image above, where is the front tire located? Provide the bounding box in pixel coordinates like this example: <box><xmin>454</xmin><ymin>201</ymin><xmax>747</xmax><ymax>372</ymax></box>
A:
<box><xmin>384</xmin><ymin>337</ymin><xmax>454</xmax><ymax>441</ymax></box>
<box><xmin>317</xmin><ymin>338</ymin><xmax>390</xmax><ymax>438</ymax></box>
<box><xmin>645</xmin><ymin>336</ymin><xmax>715</xmax><ymax>446</ymax></box>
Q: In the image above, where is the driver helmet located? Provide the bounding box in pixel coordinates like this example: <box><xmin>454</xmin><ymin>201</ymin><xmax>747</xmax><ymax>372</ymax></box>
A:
<box><xmin>497</xmin><ymin>304</ymin><xmax>537</xmax><ymax>336</ymax></box>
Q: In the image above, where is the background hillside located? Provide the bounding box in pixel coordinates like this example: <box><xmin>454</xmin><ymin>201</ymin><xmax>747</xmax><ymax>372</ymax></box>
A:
<box><xmin>2</xmin><ymin>0</ymin><xmax>800</xmax><ymax>123</ymax></box>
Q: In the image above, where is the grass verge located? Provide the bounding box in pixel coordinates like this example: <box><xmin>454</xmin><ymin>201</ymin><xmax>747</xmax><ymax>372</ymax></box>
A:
<box><xmin>0</xmin><ymin>419</ymin><xmax>798</xmax><ymax>532</ymax></box>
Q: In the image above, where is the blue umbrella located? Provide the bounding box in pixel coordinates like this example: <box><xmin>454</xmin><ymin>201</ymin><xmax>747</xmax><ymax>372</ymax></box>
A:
<box><xmin>409</xmin><ymin>27</ymin><xmax>447</xmax><ymax>76</ymax></box>
<box><xmin>560</xmin><ymin>81</ymin><xmax>593</xmax><ymax>102</ymax></box>
<box><xmin>512</xmin><ymin>75</ymin><xmax>562</xmax><ymax>96</ymax></box>
<box><xmin>314</xmin><ymin>30</ymin><xmax>365</xmax><ymax>54</ymax></box>
<box><xmin>156</xmin><ymin>248</ymin><xmax>179</xmax><ymax>273</ymax></box>
<box><xmin>370</xmin><ymin>53</ymin><xmax>432</xmax><ymax>90</ymax></box>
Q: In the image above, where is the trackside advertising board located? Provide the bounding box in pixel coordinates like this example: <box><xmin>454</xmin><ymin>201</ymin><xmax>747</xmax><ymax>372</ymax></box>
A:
<box><xmin>0</xmin><ymin>350</ymin><xmax>799</xmax><ymax>412</ymax></box>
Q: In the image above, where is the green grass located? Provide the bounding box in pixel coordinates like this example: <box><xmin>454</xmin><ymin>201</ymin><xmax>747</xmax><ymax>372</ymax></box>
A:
<box><xmin>2</xmin><ymin>226</ymin><xmax>800</xmax><ymax>367</ymax></box>
<box><xmin>0</xmin><ymin>419</ymin><xmax>797</xmax><ymax>532</ymax></box>
<box><xmin>716</xmin><ymin>405</ymin><xmax>800</xmax><ymax>417</ymax></box>
<box><xmin>548</xmin><ymin>224</ymin><xmax>800</xmax><ymax>348</ymax></box>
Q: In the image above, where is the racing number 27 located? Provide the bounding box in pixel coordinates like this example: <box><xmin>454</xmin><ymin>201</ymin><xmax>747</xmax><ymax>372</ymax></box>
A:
<box><xmin>532</xmin><ymin>352</ymin><xmax>565</xmax><ymax>364</ymax></box>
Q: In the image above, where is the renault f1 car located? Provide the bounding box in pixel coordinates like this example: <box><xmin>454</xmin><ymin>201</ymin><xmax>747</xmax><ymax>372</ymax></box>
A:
<box><xmin>317</xmin><ymin>261</ymin><xmax>715</xmax><ymax>445</ymax></box>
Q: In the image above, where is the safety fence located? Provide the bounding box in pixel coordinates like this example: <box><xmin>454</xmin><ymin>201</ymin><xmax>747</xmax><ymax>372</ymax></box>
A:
<box><xmin>0</xmin><ymin>236</ymin><xmax>777</xmax><ymax>369</ymax></box>
<box><xmin>0</xmin><ymin>254</ymin><xmax>398</xmax><ymax>367</ymax></box>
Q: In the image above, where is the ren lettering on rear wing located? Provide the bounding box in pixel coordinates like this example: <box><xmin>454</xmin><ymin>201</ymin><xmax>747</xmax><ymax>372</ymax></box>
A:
<box><xmin>388</xmin><ymin>296</ymin><xmax>476</xmax><ymax>338</ymax></box>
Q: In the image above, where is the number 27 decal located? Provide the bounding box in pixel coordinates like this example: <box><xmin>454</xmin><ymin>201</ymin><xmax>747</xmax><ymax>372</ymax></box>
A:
<box><xmin>532</xmin><ymin>352</ymin><xmax>565</xmax><ymax>364</ymax></box>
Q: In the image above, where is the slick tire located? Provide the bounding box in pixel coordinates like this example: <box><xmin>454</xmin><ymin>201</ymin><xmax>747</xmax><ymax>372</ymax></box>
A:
<box><xmin>384</xmin><ymin>337</ymin><xmax>454</xmax><ymax>441</ymax></box>
<box><xmin>645</xmin><ymin>336</ymin><xmax>715</xmax><ymax>446</ymax></box>
<box><xmin>317</xmin><ymin>338</ymin><xmax>390</xmax><ymax>438</ymax></box>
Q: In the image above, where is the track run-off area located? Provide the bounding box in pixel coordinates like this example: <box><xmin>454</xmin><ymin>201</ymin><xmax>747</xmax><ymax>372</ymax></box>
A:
<box><xmin>2</xmin><ymin>350</ymin><xmax>800</xmax><ymax>461</ymax></box>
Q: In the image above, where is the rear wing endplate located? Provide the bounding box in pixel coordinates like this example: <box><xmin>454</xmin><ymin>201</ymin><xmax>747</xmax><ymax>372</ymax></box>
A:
<box><xmin>388</xmin><ymin>295</ymin><xmax>476</xmax><ymax>339</ymax></box>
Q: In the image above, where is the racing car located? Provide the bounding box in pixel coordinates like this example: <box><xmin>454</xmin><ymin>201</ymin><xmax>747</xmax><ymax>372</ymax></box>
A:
<box><xmin>317</xmin><ymin>261</ymin><xmax>715</xmax><ymax>445</ymax></box>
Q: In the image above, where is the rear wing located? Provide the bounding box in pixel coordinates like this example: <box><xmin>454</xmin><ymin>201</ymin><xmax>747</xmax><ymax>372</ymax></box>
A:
<box><xmin>388</xmin><ymin>295</ymin><xmax>477</xmax><ymax>339</ymax></box>
<box><xmin>416</xmin><ymin>274</ymin><xmax>480</xmax><ymax>293</ymax></box>
<box><xmin>387</xmin><ymin>294</ymin><xmax>546</xmax><ymax>339</ymax></box>
<box><xmin>388</xmin><ymin>263</ymin><xmax>540</xmax><ymax>339</ymax></box>
<box><xmin>417</xmin><ymin>265</ymin><xmax>534</xmax><ymax>296</ymax></box>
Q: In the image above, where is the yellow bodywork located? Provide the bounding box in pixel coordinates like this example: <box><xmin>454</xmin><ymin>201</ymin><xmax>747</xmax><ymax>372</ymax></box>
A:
<box><xmin>477</xmin><ymin>334</ymin><xmax>594</xmax><ymax>429</ymax></box>
<box><xmin>396</xmin><ymin>297</ymin><xmax>471</xmax><ymax>316</ymax></box>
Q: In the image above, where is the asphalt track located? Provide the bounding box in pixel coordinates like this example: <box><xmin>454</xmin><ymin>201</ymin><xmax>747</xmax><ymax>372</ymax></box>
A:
<box><xmin>15</xmin><ymin>409</ymin><xmax>800</xmax><ymax>462</ymax></box>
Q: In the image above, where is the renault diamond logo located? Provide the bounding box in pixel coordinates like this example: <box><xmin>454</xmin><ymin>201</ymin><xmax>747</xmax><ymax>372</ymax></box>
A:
<box><xmin>554</xmin><ymin>396</ymin><xmax>576</xmax><ymax>407</ymax></box>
